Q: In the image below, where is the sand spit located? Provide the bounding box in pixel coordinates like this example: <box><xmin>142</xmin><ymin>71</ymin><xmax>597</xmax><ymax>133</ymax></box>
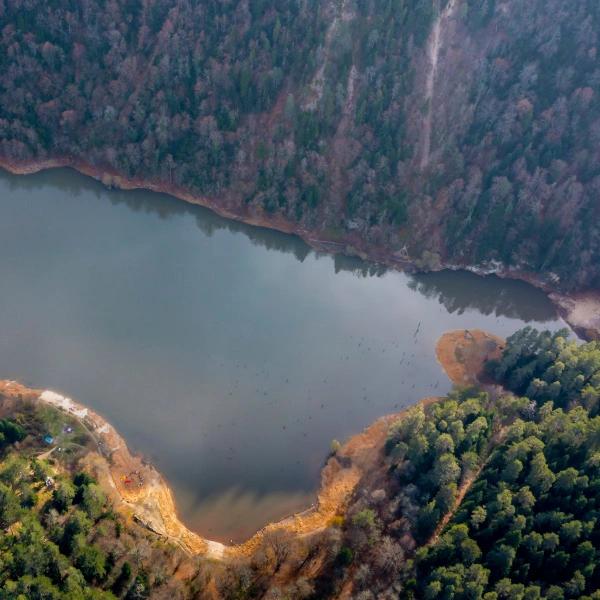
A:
<box><xmin>436</xmin><ymin>329</ymin><xmax>505</xmax><ymax>386</ymax></box>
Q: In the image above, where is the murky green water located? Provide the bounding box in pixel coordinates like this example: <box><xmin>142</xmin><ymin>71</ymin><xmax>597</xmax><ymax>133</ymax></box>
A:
<box><xmin>0</xmin><ymin>168</ymin><xmax>566</xmax><ymax>541</ymax></box>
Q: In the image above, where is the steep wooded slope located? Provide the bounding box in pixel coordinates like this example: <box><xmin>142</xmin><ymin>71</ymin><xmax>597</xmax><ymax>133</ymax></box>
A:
<box><xmin>1</xmin><ymin>0</ymin><xmax>600</xmax><ymax>289</ymax></box>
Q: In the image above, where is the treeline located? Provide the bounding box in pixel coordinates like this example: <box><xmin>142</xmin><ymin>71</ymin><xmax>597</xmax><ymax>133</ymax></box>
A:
<box><xmin>1</xmin><ymin>1</ymin><xmax>599</xmax><ymax>288</ymax></box>
<box><xmin>309</xmin><ymin>330</ymin><xmax>600</xmax><ymax>599</ymax></box>
<box><xmin>0</xmin><ymin>402</ymin><xmax>203</xmax><ymax>599</ymax></box>
<box><xmin>488</xmin><ymin>327</ymin><xmax>600</xmax><ymax>413</ymax></box>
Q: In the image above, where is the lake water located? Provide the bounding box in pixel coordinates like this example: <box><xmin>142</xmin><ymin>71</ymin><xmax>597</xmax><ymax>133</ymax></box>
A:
<box><xmin>0</xmin><ymin>168</ymin><xmax>566</xmax><ymax>541</ymax></box>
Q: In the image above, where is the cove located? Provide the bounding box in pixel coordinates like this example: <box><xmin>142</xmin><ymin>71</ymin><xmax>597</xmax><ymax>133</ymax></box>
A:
<box><xmin>0</xmin><ymin>167</ymin><xmax>566</xmax><ymax>542</ymax></box>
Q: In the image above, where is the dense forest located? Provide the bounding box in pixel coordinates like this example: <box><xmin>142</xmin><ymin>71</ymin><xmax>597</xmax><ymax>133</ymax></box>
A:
<box><xmin>0</xmin><ymin>401</ymin><xmax>204</xmax><ymax>599</ymax></box>
<box><xmin>3</xmin><ymin>331</ymin><xmax>600</xmax><ymax>599</ymax></box>
<box><xmin>1</xmin><ymin>0</ymin><xmax>600</xmax><ymax>289</ymax></box>
<box><xmin>294</xmin><ymin>330</ymin><xmax>600</xmax><ymax>599</ymax></box>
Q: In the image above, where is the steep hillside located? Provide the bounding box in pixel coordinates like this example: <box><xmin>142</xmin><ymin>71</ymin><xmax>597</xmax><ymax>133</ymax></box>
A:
<box><xmin>1</xmin><ymin>0</ymin><xmax>600</xmax><ymax>292</ymax></box>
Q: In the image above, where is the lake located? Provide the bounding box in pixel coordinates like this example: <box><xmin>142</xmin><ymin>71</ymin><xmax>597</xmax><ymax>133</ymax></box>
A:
<box><xmin>0</xmin><ymin>168</ymin><xmax>566</xmax><ymax>541</ymax></box>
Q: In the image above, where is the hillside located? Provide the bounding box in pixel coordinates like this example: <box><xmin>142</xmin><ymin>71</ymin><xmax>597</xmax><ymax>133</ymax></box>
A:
<box><xmin>1</xmin><ymin>0</ymin><xmax>600</xmax><ymax>294</ymax></box>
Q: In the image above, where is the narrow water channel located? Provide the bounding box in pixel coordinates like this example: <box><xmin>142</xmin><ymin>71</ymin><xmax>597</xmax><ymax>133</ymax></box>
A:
<box><xmin>0</xmin><ymin>168</ymin><xmax>566</xmax><ymax>541</ymax></box>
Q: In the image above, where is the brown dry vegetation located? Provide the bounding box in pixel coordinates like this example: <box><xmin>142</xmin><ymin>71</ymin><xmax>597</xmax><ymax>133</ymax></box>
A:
<box><xmin>436</xmin><ymin>329</ymin><xmax>505</xmax><ymax>386</ymax></box>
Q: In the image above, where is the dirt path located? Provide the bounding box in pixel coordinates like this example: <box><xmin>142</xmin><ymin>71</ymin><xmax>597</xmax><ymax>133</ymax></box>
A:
<box><xmin>426</xmin><ymin>421</ymin><xmax>509</xmax><ymax>546</ymax></box>
<box><xmin>303</xmin><ymin>0</ymin><xmax>355</xmax><ymax>111</ymax></box>
<box><xmin>420</xmin><ymin>0</ymin><xmax>459</xmax><ymax>170</ymax></box>
<box><xmin>427</xmin><ymin>469</ymin><xmax>481</xmax><ymax>546</ymax></box>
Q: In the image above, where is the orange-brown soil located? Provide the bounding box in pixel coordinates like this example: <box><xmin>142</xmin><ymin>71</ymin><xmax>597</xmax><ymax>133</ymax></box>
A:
<box><xmin>436</xmin><ymin>329</ymin><xmax>505</xmax><ymax>386</ymax></box>
<box><xmin>0</xmin><ymin>328</ymin><xmax>502</xmax><ymax>561</ymax></box>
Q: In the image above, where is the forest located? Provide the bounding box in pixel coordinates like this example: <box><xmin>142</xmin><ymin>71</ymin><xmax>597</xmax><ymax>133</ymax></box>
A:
<box><xmin>295</xmin><ymin>330</ymin><xmax>600</xmax><ymax>599</ymax></box>
<box><xmin>0</xmin><ymin>402</ymin><xmax>203</xmax><ymax>600</ymax></box>
<box><xmin>1</xmin><ymin>0</ymin><xmax>600</xmax><ymax>289</ymax></box>
<box><xmin>3</xmin><ymin>0</ymin><xmax>600</xmax><ymax>596</ymax></box>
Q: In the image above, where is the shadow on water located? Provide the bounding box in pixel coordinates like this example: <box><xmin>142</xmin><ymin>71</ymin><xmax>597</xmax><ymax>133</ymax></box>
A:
<box><xmin>0</xmin><ymin>165</ymin><xmax>562</xmax><ymax>541</ymax></box>
<box><xmin>409</xmin><ymin>271</ymin><xmax>557</xmax><ymax>323</ymax></box>
<box><xmin>0</xmin><ymin>166</ymin><xmax>557</xmax><ymax>322</ymax></box>
<box><xmin>1</xmin><ymin>166</ymin><xmax>311</xmax><ymax>266</ymax></box>
<box><xmin>102</xmin><ymin>176</ymin><xmax>389</xmax><ymax>277</ymax></box>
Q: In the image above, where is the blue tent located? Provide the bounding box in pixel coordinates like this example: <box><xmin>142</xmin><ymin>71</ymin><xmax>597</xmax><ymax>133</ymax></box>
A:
<box><xmin>43</xmin><ymin>435</ymin><xmax>54</xmax><ymax>445</ymax></box>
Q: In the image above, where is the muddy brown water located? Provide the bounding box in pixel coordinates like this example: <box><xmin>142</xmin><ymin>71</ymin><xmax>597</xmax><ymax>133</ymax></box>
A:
<box><xmin>0</xmin><ymin>168</ymin><xmax>567</xmax><ymax>542</ymax></box>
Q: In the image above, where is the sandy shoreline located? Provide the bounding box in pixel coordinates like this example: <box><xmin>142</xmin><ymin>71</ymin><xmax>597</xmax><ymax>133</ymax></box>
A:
<box><xmin>0</xmin><ymin>329</ymin><xmax>504</xmax><ymax>562</ymax></box>
<box><xmin>0</xmin><ymin>379</ymin><xmax>423</xmax><ymax>561</ymax></box>
<box><xmin>1</xmin><ymin>156</ymin><xmax>597</xmax><ymax>340</ymax></box>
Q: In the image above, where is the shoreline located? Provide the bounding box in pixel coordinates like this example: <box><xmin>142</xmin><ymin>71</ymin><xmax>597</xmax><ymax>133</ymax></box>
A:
<box><xmin>0</xmin><ymin>379</ymin><xmax>424</xmax><ymax>561</ymax></box>
<box><xmin>1</xmin><ymin>156</ymin><xmax>598</xmax><ymax>341</ymax></box>
<box><xmin>0</xmin><ymin>329</ymin><xmax>503</xmax><ymax>561</ymax></box>
<box><xmin>0</xmin><ymin>380</ymin><xmax>210</xmax><ymax>556</ymax></box>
